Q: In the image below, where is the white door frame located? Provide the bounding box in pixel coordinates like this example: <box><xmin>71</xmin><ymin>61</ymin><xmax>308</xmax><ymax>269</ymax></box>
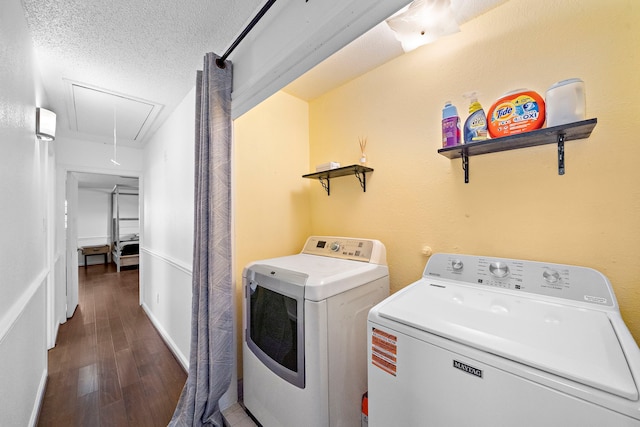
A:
<box><xmin>52</xmin><ymin>165</ymin><xmax>143</xmax><ymax>342</ymax></box>
<box><xmin>65</xmin><ymin>172</ymin><xmax>79</xmax><ymax>318</ymax></box>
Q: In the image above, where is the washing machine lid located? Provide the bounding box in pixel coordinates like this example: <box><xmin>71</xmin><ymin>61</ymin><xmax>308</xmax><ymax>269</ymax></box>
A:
<box><xmin>250</xmin><ymin>254</ymin><xmax>388</xmax><ymax>301</ymax></box>
<box><xmin>377</xmin><ymin>279</ymin><xmax>638</xmax><ymax>400</ymax></box>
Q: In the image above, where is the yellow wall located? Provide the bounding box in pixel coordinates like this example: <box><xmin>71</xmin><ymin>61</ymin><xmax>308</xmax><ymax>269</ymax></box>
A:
<box><xmin>308</xmin><ymin>0</ymin><xmax>640</xmax><ymax>340</ymax></box>
<box><xmin>233</xmin><ymin>90</ymin><xmax>311</xmax><ymax>374</ymax></box>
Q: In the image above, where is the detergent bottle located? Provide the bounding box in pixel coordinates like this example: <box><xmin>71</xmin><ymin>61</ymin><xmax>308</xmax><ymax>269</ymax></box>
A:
<box><xmin>487</xmin><ymin>89</ymin><xmax>545</xmax><ymax>137</ymax></box>
<box><xmin>442</xmin><ymin>102</ymin><xmax>461</xmax><ymax>147</ymax></box>
<box><xmin>463</xmin><ymin>92</ymin><xmax>488</xmax><ymax>143</ymax></box>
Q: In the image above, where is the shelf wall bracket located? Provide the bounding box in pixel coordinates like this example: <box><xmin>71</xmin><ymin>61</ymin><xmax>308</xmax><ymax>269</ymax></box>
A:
<box><xmin>303</xmin><ymin>165</ymin><xmax>374</xmax><ymax>196</ymax></box>
<box><xmin>354</xmin><ymin>170</ymin><xmax>367</xmax><ymax>192</ymax></box>
<box><xmin>462</xmin><ymin>150</ymin><xmax>469</xmax><ymax>183</ymax></box>
<box><xmin>318</xmin><ymin>177</ymin><xmax>330</xmax><ymax>195</ymax></box>
<box><xmin>557</xmin><ymin>133</ymin><xmax>566</xmax><ymax>175</ymax></box>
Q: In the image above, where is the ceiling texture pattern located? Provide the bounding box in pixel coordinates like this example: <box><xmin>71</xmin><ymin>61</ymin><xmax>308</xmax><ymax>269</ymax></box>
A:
<box><xmin>20</xmin><ymin>0</ymin><xmax>507</xmax><ymax>148</ymax></box>
<box><xmin>21</xmin><ymin>0</ymin><xmax>264</xmax><ymax>145</ymax></box>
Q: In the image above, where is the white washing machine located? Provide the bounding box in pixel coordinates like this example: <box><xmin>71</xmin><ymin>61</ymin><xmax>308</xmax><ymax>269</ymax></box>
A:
<box><xmin>243</xmin><ymin>236</ymin><xmax>389</xmax><ymax>427</ymax></box>
<box><xmin>368</xmin><ymin>253</ymin><xmax>640</xmax><ymax>426</ymax></box>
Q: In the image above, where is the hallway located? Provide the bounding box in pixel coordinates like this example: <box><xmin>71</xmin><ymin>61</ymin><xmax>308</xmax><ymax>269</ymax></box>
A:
<box><xmin>38</xmin><ymin>264</ymin><xmax>187</xmax><ymax>426</ymax></box>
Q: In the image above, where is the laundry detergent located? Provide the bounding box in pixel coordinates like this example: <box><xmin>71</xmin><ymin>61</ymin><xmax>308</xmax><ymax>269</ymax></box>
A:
<box><xmin>463</xmin><ymin>92</ymin><xmax>487</xmax><ymax>143</ymax></box>
<box><xmin>442</xmin><ymin>101</ymin><xmax>461</xmax><ymax>147</ymax></box>
<box><xmin>487</xmin><ymin>89</ymin><xmax>545</xmax><ymax>138</ymax></box>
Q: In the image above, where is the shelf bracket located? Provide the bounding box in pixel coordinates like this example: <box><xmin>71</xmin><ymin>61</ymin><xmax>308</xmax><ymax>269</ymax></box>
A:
<box><xmin>461</xmin><ymin>150</ymin><xmax>469</xmax><ymax>183</ymax></box>
<box><xmin>354</xmin><ymin>169</ymin><xmax>367</xmax><ymax>192</ymax></box>
<box><xmin>318</xmin><ymin>177</ymin><xmax>330</xmax><ymax>195</ymax></box>
<box><xmin>303</xmin><ymin>165</ymin><xmax>374</xmax><ymax>196</ymax></box>
<box><xmin>557</xmin><ymin>133</ymin><xmax>565</xmax><ymax>175</ymax></box>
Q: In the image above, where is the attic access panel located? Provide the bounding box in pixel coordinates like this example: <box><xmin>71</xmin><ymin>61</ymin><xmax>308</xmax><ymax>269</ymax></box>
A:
<box><xmin>68</xmin><ymin>82</ymin><xmax>160</xmax><ymax>142</ymax></box>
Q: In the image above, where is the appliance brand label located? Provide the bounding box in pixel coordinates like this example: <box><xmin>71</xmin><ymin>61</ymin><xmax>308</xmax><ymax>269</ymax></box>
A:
<box><xmin>453</xmin><ymin>360</ymin><xmax>483</xmax><ymax>378</ymax></box>
<box><xmin>584</xmin><ymin>295</ymin><xmax>608</xmax><ymax>305</ymax></box>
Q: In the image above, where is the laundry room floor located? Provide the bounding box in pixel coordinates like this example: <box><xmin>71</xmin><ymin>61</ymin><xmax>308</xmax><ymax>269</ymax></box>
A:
<box><xmin>223</xmin><ymin>403</ymin><xmax>257</xmax><ymax>426</ymax></box>
<box><xmin>38</xmin><ymin>263</ymin><xmax>186</xmax><ymax>426</ymax></box>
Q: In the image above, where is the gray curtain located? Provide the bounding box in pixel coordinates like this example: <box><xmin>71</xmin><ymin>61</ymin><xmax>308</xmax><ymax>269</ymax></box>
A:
<box><xmin>170</xmin><ymin>53</ymin><xmax>233</xmax><ymax>427</ymax></box>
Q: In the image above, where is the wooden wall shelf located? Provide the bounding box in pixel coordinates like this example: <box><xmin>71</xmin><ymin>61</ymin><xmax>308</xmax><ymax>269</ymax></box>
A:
<box><xmin>303</xmin><ymin>164</ymin><xmax>373</xmax><ymax>196</ymax></box>
<box><xmin>437</xmin><ymin>118</ymin><xmax>597</xmax><ymax>183</ymax></box>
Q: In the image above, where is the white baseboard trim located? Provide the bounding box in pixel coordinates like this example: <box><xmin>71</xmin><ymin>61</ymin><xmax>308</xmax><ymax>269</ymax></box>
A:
<box><xmin>30</xmin><ymin>368</ymin><xmax>48</xmax><ymax>427</ymax></box>
<box><xmin>141</xmin><ymin>302</ymin><xmax>189</xmax><ymax>372</ymax></box>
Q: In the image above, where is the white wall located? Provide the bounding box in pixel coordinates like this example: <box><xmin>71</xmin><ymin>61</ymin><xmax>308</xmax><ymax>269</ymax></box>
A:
<box><xmin>77</xmin><ymin>189</ymin><xmax>110</xmax><ymax>266</ymax></box>
<box><xmin>0</xmin><ymin>0</ymin><xmax>50</xmax><ymax>424</ymax></box>
<box><xmin>56</xmin><ymin>136</ymin><xmax>144</xmax><ymax>175</ymax></box>
<box><xmin>78</xmin><ymin>189</ymin><xmax>110</xmax><ymax>243</ymax></box>
<box><xmin>141</xmin><ymin>86</ymin><xmax>196</xmax><ymax>369</ymax></box>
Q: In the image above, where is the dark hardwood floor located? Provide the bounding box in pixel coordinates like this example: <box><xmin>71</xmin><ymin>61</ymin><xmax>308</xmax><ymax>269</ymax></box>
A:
<box><xmin>38</xmin><ymin>263</ymin><xmax>187</xmax><ymax>426</ymax></box>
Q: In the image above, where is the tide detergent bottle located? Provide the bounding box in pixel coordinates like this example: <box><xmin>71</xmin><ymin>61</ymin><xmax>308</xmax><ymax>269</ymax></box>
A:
<box><xmin>487</xmin><ymin>89</ymin><xmax>545</xmax><ymax>138</ymax></box>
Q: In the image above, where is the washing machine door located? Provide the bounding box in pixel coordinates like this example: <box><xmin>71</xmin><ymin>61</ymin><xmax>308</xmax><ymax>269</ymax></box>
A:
<box><xmin>245</xmin><ymin>264</ymin><xmax>307</xmax><ymax>388</ymax></box>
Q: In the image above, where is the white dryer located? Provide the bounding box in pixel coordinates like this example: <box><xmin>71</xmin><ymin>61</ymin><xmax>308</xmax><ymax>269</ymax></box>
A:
<box><xmin>243</xmin><ymin>236</ymin><xmax>389</xmax><ymax>427</ymax></box>
<box><xmin>368</xmin><ymin>253</ymin><xmax>640</xmax><ymax>426</ymax></box>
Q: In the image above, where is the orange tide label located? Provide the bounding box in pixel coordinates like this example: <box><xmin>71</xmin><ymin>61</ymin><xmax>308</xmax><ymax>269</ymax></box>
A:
<box><xmin>487</xmin><ymin>91</ymin><xmax>545</xmax><ymax>138</ymax></box>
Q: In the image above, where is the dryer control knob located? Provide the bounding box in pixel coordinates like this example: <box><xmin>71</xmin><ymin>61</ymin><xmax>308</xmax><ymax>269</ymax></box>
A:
<box><xmin>451</xmin><ymin>259</ymin><xmax>464</xmax><ymax>271</ymax></box>
<box><xmin>543</xmin><ymin>269</ymin><xmax>561</xmax><ymax>284</ymax></box>
<box><xmin>489</xmin><ymin>262</ymin><xmax>510</xmax><ymax>278</ymax></box>
<box><xmin>330</xmin><ymin>242</ymin><xmax>341</xmax><ymax>252</ymax></box>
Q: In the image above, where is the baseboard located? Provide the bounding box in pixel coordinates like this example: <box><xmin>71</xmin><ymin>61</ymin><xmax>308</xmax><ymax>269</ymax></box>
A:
<box><xmin>30</xmin><ymin>368</ymin><xmax>48</xmax><ymax>427</ymax></box>
<box><xmin>141</xmin><ymin>302</ymin><xmax>189</xmax><ymax>372</ymax></box>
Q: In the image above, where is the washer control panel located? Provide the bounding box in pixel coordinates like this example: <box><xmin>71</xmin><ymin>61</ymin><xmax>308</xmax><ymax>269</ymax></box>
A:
<box><xmin>424</xmin><ymin>253</ymin><xmax>615</xmax><ymax>307</ymax></box>
<box><xmin>301</xmin><ymin>236</ymin><xmax>386</xmax><ymax>264</ymax></box>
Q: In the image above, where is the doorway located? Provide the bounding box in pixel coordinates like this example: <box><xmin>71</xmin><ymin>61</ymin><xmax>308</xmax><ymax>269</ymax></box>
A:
<box><xmin>64</xmin><ymin>172</ymin><xmax>140</xmax><ymax>319</ymax></box>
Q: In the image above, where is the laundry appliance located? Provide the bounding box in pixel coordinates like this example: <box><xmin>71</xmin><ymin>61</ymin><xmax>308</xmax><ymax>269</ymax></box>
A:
<box><xmin>243</xmin><ymin>236</ymin><xmax>389</xmax><ymax>427</ymax></box>
<box><xmin>368</xmin><ymin>253</ymin><xmax>640</xmax><ymax>426</ymax></box>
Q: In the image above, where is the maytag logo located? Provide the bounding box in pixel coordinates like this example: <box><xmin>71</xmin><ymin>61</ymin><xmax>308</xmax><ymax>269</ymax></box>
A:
<box><xmin>453</xmin><ymin>360</ymin><xmax>483</xmax><ymax>378</ymax></box>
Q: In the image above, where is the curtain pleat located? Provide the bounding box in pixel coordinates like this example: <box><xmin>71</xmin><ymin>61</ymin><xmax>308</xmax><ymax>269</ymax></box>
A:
<box><xmin>169</xmin><ymin>52</ymin><xmax>233</xmax><ymax>427</ymax></box>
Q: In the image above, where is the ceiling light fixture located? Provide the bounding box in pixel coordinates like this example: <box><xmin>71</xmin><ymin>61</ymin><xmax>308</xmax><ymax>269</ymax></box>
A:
<box><xmin>111</xmin><ymin>107</ymin><xmax>120</xmax><ymax>166</ymax></box>
<box><xmin>386</xmin><ymin>0</ymin><xmax>460</xmax><ymax>52</ymax></box>
<box><xmin>36</xmin><ymin>107</ymin><xmax>56</xmax><ymax>141</ymax></box>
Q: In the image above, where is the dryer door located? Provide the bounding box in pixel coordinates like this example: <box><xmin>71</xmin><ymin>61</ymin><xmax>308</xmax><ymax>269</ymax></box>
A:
<box><xmin>245</xmin><ymin>264</ymin><xmax>307</xmax><ymax>388</ymax></box>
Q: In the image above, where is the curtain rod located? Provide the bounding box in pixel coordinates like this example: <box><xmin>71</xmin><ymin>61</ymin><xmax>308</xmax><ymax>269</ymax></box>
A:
<box><xmin>216</xmin><ymin>0</ymin><xmax>278</xmax><ymax>68</ymax></box>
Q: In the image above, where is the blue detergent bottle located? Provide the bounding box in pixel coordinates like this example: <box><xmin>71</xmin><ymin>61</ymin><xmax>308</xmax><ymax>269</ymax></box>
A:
<box><xmin>463</xmin><ymin>92</ymin><xmax>488</xmax><ymax>143</ymax></box>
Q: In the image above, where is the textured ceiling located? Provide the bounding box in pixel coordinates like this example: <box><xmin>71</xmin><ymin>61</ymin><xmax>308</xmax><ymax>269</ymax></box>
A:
<box><xmin>20</xmin><ymin>0</ymin><xmax>507</xmax><ymax>148</ymax></box>
<box><xmin>21</xmin><ymin>0</ymin><xmax>264</xmax><ymax>145</ymax></box>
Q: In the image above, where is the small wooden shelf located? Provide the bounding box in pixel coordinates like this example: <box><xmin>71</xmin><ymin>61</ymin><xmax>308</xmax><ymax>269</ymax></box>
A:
<box><xmin>303</xmin><ymin>164</ymin><xmax>373</xmax><ymax>196</ymax></box>
<box><xmin>437</xmin><ymin>118</ymin><xmax>597</xmax><ymax>183</ymax></box>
